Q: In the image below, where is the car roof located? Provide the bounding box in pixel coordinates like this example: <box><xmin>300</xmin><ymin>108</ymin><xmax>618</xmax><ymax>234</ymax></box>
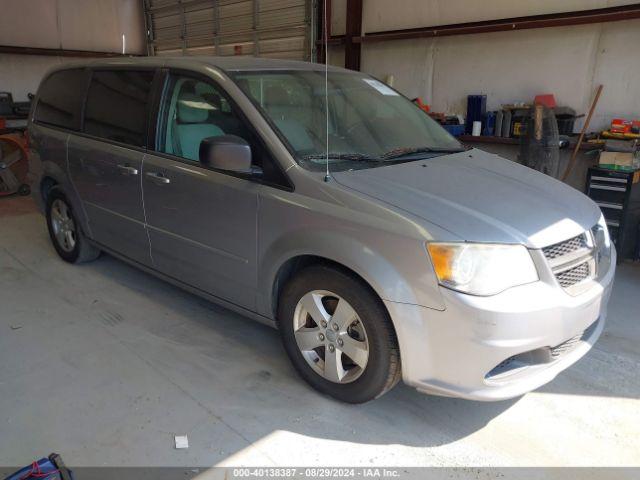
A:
<box><xmin>55</xmin><ymin>55</ymin><xmax>351</xmax><ymax>74</ymax></box>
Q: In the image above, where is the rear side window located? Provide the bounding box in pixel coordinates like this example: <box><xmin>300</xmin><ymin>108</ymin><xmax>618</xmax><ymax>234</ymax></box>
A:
<box><xmin>84</xmin><ymin>70</ymin><xmax>155</xmax><ymax>147</ymax></box>
<box><xmin>34</xmin><ymin>69</ymin><xmax>88</xmax><ymax>130</ymax></box>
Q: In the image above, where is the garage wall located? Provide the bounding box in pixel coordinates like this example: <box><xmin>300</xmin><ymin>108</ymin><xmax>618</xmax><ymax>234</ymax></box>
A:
<box><xmin>328</xmin><ymin>0</ymin><xmax>640</xmax><ymax>132</ymax></box>
<box><xmin>0</xmin><ymin>0</ymin><xmax>145</xmax><ymax>102</ymax></box>
<box><xmin>0</xmin><ymin>54</ymin><xmax>70</xmax><ymax>102</ymax></box>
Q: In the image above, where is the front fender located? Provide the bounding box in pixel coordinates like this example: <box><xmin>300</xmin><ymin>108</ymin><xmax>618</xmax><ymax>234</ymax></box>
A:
<box><xmin>257</xmin><ymin>225</ymin><xmax>446</xmax><ymax>320</ymax></box>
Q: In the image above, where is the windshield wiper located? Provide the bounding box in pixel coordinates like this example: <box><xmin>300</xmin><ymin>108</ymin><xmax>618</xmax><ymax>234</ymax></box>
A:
<box><xmin>301</xmin><ymin>147</ymin><xmax>466</xmax><ymax>164</ymax></box>
<box><xmin>380</xmin><ymin>146</ymin><xmax>467</xmax><ymax>160</ymax></box>
<box><xmin>301</xmin><ymin>153</ymin><xmax>382</xmax><ymax>163</ymax></box>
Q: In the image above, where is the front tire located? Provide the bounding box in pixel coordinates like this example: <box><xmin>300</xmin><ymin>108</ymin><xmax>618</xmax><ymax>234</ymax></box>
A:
<box><xmin>278</xmin><ymin>265</ymin><xmax>401</xmax><ymax>403</ymax></box>
<box><xmin>46</xmin><ymin>188</ymin><xmax>100</xmax><ymax>264</ymax></box>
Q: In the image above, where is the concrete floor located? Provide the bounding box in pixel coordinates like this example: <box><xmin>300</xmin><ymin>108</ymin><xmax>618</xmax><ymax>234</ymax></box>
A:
<box><xmin>1</xmin><ymin>195</ymin><xmax>639</xmax><ymax>469</ymax></box>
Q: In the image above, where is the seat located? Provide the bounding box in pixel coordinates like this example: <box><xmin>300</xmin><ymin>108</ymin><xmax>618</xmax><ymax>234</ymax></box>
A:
<box><xmin>196</xmin><ymin>86</ymin><xmax>243</xmax><ymax>137</ymax></box>
<box><xmin>263</xmin><ymin>85</ymin><xmax>314</xmax><ymax>152</ymax></box>
<box><xmin>175</xmin><ymin>92</ymin><xmax>224</xmax><ymax>161</ymax></box>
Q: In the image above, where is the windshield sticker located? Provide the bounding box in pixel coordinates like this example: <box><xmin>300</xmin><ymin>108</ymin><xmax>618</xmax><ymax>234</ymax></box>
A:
<box><xmin>363</xmin><ymin>78</ymin><xmax>399</xmax><ymax>96</ymax></box>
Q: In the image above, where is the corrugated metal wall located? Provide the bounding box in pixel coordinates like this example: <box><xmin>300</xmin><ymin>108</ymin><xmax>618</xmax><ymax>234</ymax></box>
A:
<box><xmin>144</xmin><ymin>0</ymin><xmax>314</xmax><ymax>60</ymax></box>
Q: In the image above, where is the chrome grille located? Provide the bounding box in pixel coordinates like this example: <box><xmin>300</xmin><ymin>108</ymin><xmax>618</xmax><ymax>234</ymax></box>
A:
<box><xmin>542</xmin><ymin>234</ymin><xmax>588</xmax><ymax>260</ymax></box>
<box><xmin>556</xmin><ymin>262</ymin><xmax>590</xmax><ymax>288</ymax></box>
<box><xmin>550</xmin><ymin>332</ymin><xmax>583</xmax><ymax>358</ymax></box>
<box><xmin>542</xmin><ymin>232</ymin><xmax>595</xmax><ymax>292</ymax></box>
<box><xmin>486</xmin><ymin>319</ymin><xmax>598</xmax><ymax>379</ymax></box>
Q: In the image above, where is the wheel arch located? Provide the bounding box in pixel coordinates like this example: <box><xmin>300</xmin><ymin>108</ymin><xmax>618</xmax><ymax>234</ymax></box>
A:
<box><xmin>37</xmin><ymin>160</ymin><xmax>91</xmax><ymax>238</ymax></box>
<box><xmin>269</xmin><ymin>253</ymin><xmax>405</xmax><ymax>353</ymax></box>
<box><xmin>259</xmin><ymin>224</ymin><xmax>443</xmax><ymax>316</ymax></box>
<box><xmin>271</xmin><ymin>254</ymin><xmax>389</xmax><ymax>321</ymax></box>
<box><xmin>40</xmin><ymin>175</ymin><xmax>58</xmax><ymax>204</ymax></box>
<box><xmin>34</xmin><ymin>160</ymin><xmax>68</xmax><ymax>209</ymax></box>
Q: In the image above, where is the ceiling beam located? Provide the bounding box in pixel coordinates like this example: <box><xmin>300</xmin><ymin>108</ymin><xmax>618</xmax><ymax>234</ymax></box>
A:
<box><xmin>356</xmin><ymin>4</ymin><xmax>640</xmax><ymax>43</ymax></box>
<box><xmin>321</xmin><ymin>4</ymin><xmax>640</xmax><ymax>46</ymax></box>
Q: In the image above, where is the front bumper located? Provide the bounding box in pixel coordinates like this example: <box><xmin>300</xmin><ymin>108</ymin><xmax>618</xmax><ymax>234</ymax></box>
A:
<box><xmin>387</xmin><ymin>247</ymin><xmax>616</xmax><ymax>401</ymax></box>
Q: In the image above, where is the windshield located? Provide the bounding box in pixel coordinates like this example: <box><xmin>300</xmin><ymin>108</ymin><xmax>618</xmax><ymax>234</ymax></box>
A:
<box><xmin>231</xmin><ymin>70</ymin><xmax>463</xmax><ymax>172</ymax></box>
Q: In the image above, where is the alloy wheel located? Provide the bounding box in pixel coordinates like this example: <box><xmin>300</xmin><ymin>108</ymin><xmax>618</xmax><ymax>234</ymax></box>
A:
<box><xmin>293</xmin><ymin>290</ymin><xmax>369</xmax><ymax>383</ymax></box>
<box><xmin>50</xmin><ymin>199</ymin><xmax>76</xmax><ymax>253</ymax></box>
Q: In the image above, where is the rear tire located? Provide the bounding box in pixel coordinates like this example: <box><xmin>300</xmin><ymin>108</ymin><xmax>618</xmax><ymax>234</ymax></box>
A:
<box><xmin>18</xmin><ymin>184</ymin><xmax>30</xmax><ymax>196</ymax></box>
<box><xmin>46</xmin><ymin>188</ymin><xmax>100</xmax><ymax>264</ymax></box>
<box><xmin>278</xmin><ymin>265</ymin><xmax>401</xmax><ymax>403</ymax></box>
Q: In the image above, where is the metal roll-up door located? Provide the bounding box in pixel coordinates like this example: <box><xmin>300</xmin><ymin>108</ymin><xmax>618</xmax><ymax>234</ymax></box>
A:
<box><xmin>143</xmin><ymin>0</ymin><xmax>314</xmax><ymax>61</ymax></box>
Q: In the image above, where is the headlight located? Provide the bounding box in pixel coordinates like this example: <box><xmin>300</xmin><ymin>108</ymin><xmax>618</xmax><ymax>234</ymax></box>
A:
<box><xmin>592</xmin><ymin>214</ymin><xmax>611</xmax><ymax>252</ymax></box>
<box><xmin>591</xmin><ymin>214</ymin><xmax>612</xmax><ymax>270</ymax></box>
<box><xmin>426</xmin><ymin>242</ymin><xmax>539</xmax><ymax>296</ymax></box>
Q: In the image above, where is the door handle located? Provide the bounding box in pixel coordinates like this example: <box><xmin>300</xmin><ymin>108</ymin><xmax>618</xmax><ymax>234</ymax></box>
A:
<box><xmin>146</xmin><ymin>171</ymin><xmax>171</xmax><ymax>184</ymax></box>
<box><xmin>117</xmin><ymin>164</ymin><xmax>139</xmax><ymax>176</ymax></box>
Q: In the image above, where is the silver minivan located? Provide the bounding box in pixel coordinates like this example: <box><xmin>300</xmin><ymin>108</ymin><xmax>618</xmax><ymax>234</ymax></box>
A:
<box><xmin>29</xmin><ymin>57</ymin><xmax>615</xmax><ymax>403</ymax></box>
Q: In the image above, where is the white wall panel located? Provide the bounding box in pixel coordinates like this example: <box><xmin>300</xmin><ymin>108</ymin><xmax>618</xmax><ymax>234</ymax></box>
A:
<box><xmin>0</xmin><ymin>0</ymin><xmax>60</xmax><ymax>49</ymax></box>
<box><xmin>361</xmin><ymin>38</ymin><xmax>435</xmax><ymax>101</ymax></box>
<box><xmin>428</xmin><ymin>25</ymin><xmax>599</xmax><ymax>115</ymax></box>
<box><xmin>0</xmin><ymin>0</ymin><xmax>145</xmax><ymax>54</ymax></box>
<box><xmin>329</xmin><ymin>0</ymin><xmax>639</xmax><ymax>33</ymax></box>
<box><xmin>57</xmin><ymin>0</ymin><xmax>145</xmax><ymax>53</ymax></box>
<box><xmin>0</xmin><ymin>1</ymin><xmax>145</xmax><ymax>102</ymax></box>
<box><xmin>330</xmin><ymin>0</ymin><xmax>346</xmax><ymax>36</ymax></box>
<box><xmin>0</xmin><ymin>54</ymin><xmax>82</xmax><ymax>102</ymax></box>
<box><xmin>327</xmin><ymin>44</ymin><xmax>345</xmax><ymax>67</ymax></box>
<box><xmin>590</xmin><ymin>18</ymin><xmax>640</xmax><ymax>129</ymax></box>
<box><xmin>345</xmin><ymin>3</ymin><xmax>640</xmax><ymax>132</ymax></box>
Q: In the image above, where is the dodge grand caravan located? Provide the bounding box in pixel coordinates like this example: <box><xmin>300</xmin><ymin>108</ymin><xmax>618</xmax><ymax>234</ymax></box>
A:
<box><xmin>28</xmin><ymin>57</ymin><xmax>615</xmax><ymax>403</ymax></box>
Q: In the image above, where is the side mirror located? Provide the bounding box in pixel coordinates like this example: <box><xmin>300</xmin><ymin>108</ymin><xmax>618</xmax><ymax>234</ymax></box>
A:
<box><xmin>199</xmin><ymin>134</ymin><xmax>252</xmax><ymax>174</ymax></box>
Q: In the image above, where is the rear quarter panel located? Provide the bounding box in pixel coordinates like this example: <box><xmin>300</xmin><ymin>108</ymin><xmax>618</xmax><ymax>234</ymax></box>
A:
<box><xmin>28</xmin><ymin>123</ymin><xmax>91</xmax><ymax>236</ymax></box>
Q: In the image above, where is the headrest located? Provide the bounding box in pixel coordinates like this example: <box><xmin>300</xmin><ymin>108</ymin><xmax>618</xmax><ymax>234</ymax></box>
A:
<box><xmin>193</xmin><ymin>83</ymin><xmax>222</xmax><ymax>110</ymax></box>
<box><xmin>177</xmin><ymin>92</ymin><xmax>210</xmax><ymax>123</ymax></box>
<box><xmin>201</xmin><ymin>92</ymin><xmax>222</xmax><ymax>110</ymax></box>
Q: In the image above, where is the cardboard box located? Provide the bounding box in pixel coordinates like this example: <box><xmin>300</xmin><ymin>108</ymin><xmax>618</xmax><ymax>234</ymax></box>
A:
<box><xmin>598</xmin><ymin>151</ymin><xmax>639</xmax><ymax>171</ymax></box>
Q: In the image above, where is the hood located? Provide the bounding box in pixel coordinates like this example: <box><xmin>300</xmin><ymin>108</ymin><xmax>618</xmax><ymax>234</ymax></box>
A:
<box><xmin>332</xmin><ymin>149</ymin><xmax>600</xmax><ymax>249</ymax></box>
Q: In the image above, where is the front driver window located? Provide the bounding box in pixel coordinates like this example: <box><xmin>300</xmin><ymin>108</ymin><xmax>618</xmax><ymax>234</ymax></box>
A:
<box><xmin>159</xmin><ymin>74</ymin><xmax>246</xmax><ymax>162</ymax></box>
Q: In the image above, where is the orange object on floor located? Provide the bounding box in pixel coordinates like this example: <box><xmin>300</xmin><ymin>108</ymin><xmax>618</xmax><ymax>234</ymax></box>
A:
<box><xmin>0</xmin><ymin>130</ymin><xmax>30</xmax><ymax>196</ymax></box>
